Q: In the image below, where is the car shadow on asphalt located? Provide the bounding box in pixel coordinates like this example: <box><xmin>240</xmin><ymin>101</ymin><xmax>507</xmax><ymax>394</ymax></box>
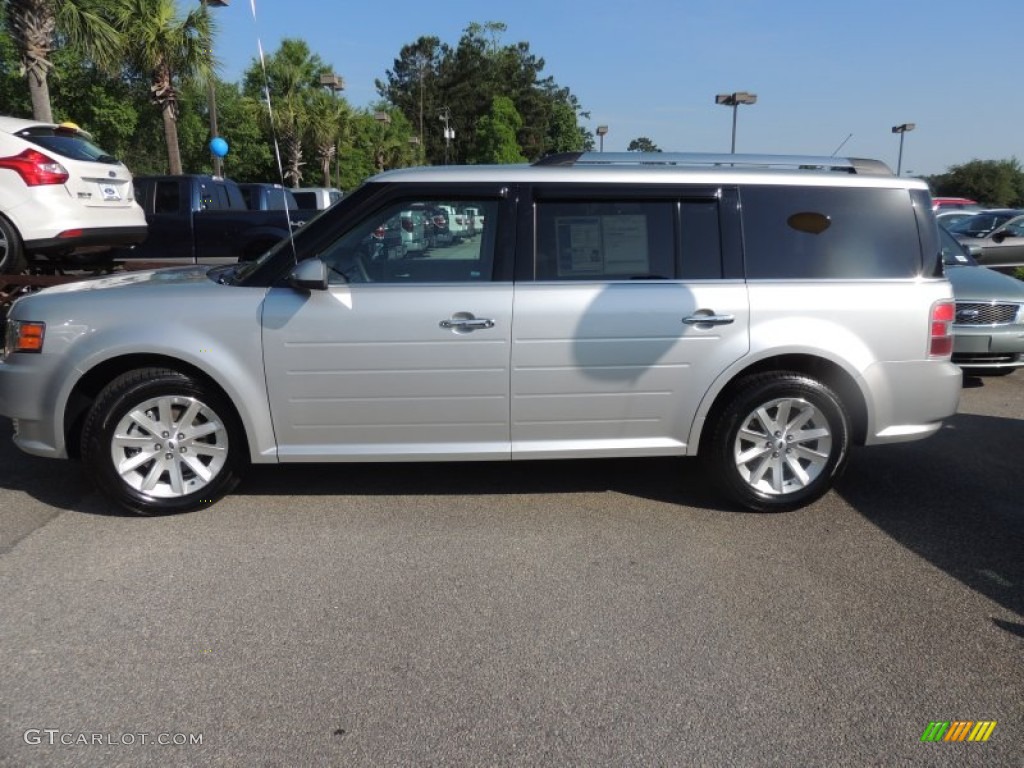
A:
<box><xmin>2</xmin><ymin>413</ymin><xmax>1020</xmax><ymax>636</ymax></box>
<box><xmin>835</xmin><ymin>410</ymin><xmax>1024</xmax><ymax>631</ymax></box>
<box><xmin>234</xmin><ymin>454</ymin><xmax>731</xmax><ymax>512</ymax></box>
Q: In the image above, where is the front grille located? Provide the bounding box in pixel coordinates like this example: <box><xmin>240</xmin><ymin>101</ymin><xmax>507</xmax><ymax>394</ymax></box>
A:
<box><xmin>954</xmin><ymin>302</ymin><xmax>1021</xmax><ymax>326</ymax></box>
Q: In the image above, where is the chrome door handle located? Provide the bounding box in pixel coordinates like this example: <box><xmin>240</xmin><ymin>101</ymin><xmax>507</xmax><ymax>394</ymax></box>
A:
<box><xmin>440</xmin><ymin>316</ymin><xmax>495</xmax><ymax>331</ymax></box>
<box><xmin>682</xmin><ymin>312</ymin><xmax>735</xmax><ymax>326</ymax></box>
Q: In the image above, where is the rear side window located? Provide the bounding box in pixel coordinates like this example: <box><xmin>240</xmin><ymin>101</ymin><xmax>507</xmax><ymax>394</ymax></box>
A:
<box><xmin>153</xmin><ymin>181</ymin><xmax>179</xmax><ymax>214</ymax></box>
<box><xmin>741</xmin><ymin>186</ymin><xmax>922</xmax><ymax>278</ymax></box>
<box><xmin>534</xmin><ymin>199</ymin><xmax>721</xmax><ymax>280</ymax></box>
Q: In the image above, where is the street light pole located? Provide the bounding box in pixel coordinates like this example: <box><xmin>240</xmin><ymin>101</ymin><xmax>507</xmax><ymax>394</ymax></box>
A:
<box><xmin>715</xmin><ymin>91</ymin><xmax>757</xmax><ymax>153</ymax></box>
<box><xmin>201</xmin><ymin>0</ymin><xmax>228</xmax><ymax>177</ymax></box>
<box><xmin>595</xmin><ymin>124</ymin><xmax>608</xmax><ymax>152</ymax></box>
<box><xmin>891</xmin><ymin>123</ymin><xmax>916</xmax><ymax>176</ymax></box>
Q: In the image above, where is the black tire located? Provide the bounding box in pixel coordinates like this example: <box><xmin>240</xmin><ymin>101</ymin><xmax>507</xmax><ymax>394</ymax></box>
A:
<box><xmin>0</xmin><ymin>215</ymin><xmax>27</xmax><ymax>274</ymax></box>
<box><xmin>704</xmin><ymin>372</ymin><xmax>850</xmax><ymax>512</ymax></box>
<box><xmin>80</xmin><ymin>367</ymin><xmax>245</xmax><ymax>515</ymax></box>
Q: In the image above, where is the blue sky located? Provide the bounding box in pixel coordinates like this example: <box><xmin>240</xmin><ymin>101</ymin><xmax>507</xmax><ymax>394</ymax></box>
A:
<box><xmin>202</xmin><ymin>0</ymin><xmax>1021</xmax><ymax>176</ymax></box>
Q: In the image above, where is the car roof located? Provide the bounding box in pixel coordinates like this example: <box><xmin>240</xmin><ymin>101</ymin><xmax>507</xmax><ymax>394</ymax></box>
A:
<box><xmin>0</xmin><ymin>115</ymin><xmax>52</xmax><ymax>133</ymax></box>
<box><xmin>371</xmin><ymin>152</ymin><xmax>926</xmax><ymax>190</ymax></box>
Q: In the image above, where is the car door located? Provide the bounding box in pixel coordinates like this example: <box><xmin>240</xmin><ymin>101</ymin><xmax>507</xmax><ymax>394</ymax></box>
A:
<box><xmin>137</xmin><ymin>178</ymin><xmax>196</xmax><ymax>261</ymax></box>
<box><xmin>261</xmin><ymin>191</ymin><xmax>515</xmax><ymax>461</ymax></box>
<box><xmin>510</xmin><ymin>188</ymin><xmax>750</xmax><ymax>458</ymax></box>
<box><xmin>979</xmin><ymin>215</ymin><xmax>1024</xmax><ymax>268</ymax></box>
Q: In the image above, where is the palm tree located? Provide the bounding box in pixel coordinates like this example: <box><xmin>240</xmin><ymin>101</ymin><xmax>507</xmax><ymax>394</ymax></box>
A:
<box><xmin>306</xmin><ymin>90</ymin><xmax>348</xmax><ymax>187</ymax></box>
<box><xmin>4</xmin><ymin>0</ymin><xmax>120</xmax><ymax>122</ymax></box>
<box><xmin>110</xmin><ymin>0</ymin><xmax>212</xmax><ymax>174</ymax></box>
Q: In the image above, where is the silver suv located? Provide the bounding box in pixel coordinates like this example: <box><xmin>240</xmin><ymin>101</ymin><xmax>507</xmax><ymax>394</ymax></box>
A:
<box><xmin>0</xmin><ymin>152</ymin><xmax>962</xmax><ymax>515</ymax></box>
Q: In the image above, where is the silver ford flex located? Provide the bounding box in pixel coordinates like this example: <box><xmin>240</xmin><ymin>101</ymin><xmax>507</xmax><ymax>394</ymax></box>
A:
<box><xmin>0</xmin><ymin>153</ymin><xmax>962</xmax><ymax>515</ymax></box>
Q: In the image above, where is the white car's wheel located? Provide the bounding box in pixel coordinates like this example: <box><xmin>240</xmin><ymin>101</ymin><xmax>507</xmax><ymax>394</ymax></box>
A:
<box><xmin>0</xmin><ymin>215</ymin><xmax>26</xmax><ymax>274</ymax></box>
<box><xmin>81</xmin><ymin>368</ymin><xmax>245</xmax><ymax>515</ymax></box>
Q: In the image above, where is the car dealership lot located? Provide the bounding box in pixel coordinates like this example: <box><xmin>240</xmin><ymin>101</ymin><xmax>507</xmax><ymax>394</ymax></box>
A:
<box><xmin>0</xmin><ymin>374</ymin><xmax>1021</xmax><ymax>767</ymax></box>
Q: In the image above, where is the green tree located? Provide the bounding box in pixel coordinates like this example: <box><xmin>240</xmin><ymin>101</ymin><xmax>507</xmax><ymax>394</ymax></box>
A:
<box><xmin>927</xmin><ymin>159</ymin><xmax>1024</xmax><ymax>208</ymax></box>
<box><xmin>242</xmin><ymin>38</ymin><xmax>341</xmax><ymax>186</ymax></box>
<box><xmin>3</xmin><ymin>0</ymin><xmax>119</xmax><ymax>122</ymax></box>
<box><xmin>545</xmin><ymin>99</ymin><xmax>585</xmax><ymax>154</ymax></box>
<box><xmin>473</xmin><ymin>95</ymin><xmax>526</xmax><ymax>164</ymax></box>
<box><xmin>0</xmin><ymin>4</ymin><xmax>32</xmax><ymax>117</ymax></box>
<box><xmin>377</xmin><ymin>22</ymin><xmax>587</xmax><ymax>165</ymax></box>
<box><xmin>306</xmin><ymin>88</ymin><xmax>349</xmax><ymax>186</ymax></box>
<box><xmin>628</xmin><ymin>137</ymin><xmax>661</xmax><ymax>152</ymax></box>
<box><xmin>110</xmin><ymin>0</ymin><xmax>214</xmax><ymax>175</ymax></box>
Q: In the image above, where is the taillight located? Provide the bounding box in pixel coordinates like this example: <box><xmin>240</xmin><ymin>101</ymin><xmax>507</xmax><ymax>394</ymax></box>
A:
<box><xmin>929</xmin><ymin>300</ymin><xmax>954</xmax><ymax>357</ymax></box>
<box><xmin>0</xmin><ymin>148</ymin><xmax>69</xmax><ymax>186</ymax></box>
<box><xmin>372</xmin><ymin>226</ymin><xmax>385</xmax><ymax>239</ymax></box>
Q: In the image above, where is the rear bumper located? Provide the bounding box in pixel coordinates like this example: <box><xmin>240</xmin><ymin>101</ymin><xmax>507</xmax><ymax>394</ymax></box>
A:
<box><xmin>862</xmin><ymin>359</ymin><xmax>962</xmax><ymax>445</ymax></box>
<box><xmin>25</xmin><ymin>226</ymin><xmax>149</xmax><ymax>255</ymax></box>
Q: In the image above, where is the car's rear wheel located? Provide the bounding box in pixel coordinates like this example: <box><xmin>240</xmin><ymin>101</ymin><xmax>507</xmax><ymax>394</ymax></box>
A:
<box><xmin>81</xmin><ymin>368</ymin><xmax>245</xmax><ymax>515</ymax></box>
<box><xmin>0</xmin><ymin>215</ymin><xmax>27</xmax><ymax>274</ymax></box>
<box><xmin>705</xmin><ymin>372</ymin><xmax>850</xmax><ymax>512</ymax></box>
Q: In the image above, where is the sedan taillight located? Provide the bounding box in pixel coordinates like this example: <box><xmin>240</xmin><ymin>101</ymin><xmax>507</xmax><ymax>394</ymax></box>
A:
<box><xmin>0</xmin><ymin>148</ymin><xmax>69</xmax><ymax>186</ymax></box>
<box><xmin>929</xmin><ymin>300</ymin><xmax>955</xmax><ymax>357</ymax></box>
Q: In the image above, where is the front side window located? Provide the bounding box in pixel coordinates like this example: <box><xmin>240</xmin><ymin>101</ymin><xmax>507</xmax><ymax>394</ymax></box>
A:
<box><xmin>316</xmin><ymin>199</ymin><xmax>498</xmax><ymax>284</ymax></box>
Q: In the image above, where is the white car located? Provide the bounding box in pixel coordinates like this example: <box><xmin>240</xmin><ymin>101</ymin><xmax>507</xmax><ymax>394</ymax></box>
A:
<box><xmin>0</xmin><ymin>115</ymin><xmax>147</xmax><ymax>272</ymax></box>
<box><xmin>291</xmin><ymin>187</ymin><xmax>343</xmax><ymax>211</ymax></box>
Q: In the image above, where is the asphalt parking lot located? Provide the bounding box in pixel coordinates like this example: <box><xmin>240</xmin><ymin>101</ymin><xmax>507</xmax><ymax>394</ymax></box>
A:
<box><xmin>0</xmin><ymin>372</ymin><xmax>1021</xmax><ymax>767</ymax></box>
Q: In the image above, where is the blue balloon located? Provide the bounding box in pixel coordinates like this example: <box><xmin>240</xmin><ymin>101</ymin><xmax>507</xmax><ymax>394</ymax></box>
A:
<box><xmin>209</xmin><ymin>136</ymin><xmax>229</xmax><ymax>157</ymax></box>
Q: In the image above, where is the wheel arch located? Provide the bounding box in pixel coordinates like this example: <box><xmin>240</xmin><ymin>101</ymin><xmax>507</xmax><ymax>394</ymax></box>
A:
<box><xmin>696</xmin><ymin>353</ymin><xmax>868</xmax><ymax>455</ymax></box>
<box><xmin>64</xmin><ymin>353</ymin><xmax>249</xmax><ymax>460</ymax></box>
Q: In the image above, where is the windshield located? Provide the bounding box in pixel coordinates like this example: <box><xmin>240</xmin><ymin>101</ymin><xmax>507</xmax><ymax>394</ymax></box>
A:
<box><xmin>939</xmin><ymin>226</ymin><xmax>977</xmax><ymax>267</ymax></box>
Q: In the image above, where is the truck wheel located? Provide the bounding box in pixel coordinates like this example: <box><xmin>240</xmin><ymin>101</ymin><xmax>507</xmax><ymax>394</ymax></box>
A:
<box><xmin>0</xmin><ymin>215</ymin><xmax>27</xmax><ymax>274</ymax></box>
<box><xmin>704</xmin><ymin>372</ymin><xmax>850</xmax><ymax>512</ymax></box>
<box><xmin>81</xmin><ymin>368</ymin><xmax>245</xmax><ymax>515</ymax></box>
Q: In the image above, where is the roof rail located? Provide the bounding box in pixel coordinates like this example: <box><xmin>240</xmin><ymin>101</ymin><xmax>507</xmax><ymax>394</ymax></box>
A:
<box><xmin>534</xmin><ymin>151</ymin><xmax>893</xmax><ymax>175</ymax></box>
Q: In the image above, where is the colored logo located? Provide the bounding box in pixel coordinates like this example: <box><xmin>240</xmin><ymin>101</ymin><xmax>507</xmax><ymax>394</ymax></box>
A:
<box><xmin>921</xmin><ymin>721</ymin><xmax>997</xmax><ymax>742</ymax></box>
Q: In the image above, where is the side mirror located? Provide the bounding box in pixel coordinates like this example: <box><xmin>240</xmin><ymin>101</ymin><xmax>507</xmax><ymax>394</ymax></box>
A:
<box><xmin>287</xmin><ymin>259</ymin><xmax>329</xmax><ymax>291</ymax></box>
<box><xmin>992</xmin><ymin>231</ymin><xmax>1016</xmax><ymax>243</ymax></box>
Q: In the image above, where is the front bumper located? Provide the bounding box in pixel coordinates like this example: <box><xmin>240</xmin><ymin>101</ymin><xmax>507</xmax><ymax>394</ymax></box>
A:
<box><xmin>952</xmin><ymin>326</ymin><xmax>1024</xmax><ymax>370</ymax></box>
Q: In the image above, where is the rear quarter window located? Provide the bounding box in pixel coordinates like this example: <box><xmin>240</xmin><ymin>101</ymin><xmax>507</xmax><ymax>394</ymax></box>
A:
<box><xmin>740</xmin><ymin>186</ymin><xmax>922</xmax><ymax>278</ymax></box>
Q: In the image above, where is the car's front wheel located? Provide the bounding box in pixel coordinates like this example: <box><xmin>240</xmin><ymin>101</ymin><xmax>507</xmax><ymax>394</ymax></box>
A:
<box><xmin>81</xmin><ymin>368</ymin><xmax>245</xmax><ymax>515</ymax></box>
<box><xmin>705</xmin><ymin>372</ymin><xmax>850</xmax><ymax>512</ymax></box>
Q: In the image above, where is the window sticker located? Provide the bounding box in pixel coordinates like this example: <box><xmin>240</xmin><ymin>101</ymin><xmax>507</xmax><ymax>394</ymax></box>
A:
<box><xmin>554</xmin><ymin>215</ymin><xmax>649</xmax><ymax>276</ymax></box>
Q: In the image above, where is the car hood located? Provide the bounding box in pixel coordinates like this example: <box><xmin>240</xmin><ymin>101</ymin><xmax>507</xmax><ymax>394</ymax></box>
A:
<box><xmin>37</xmin><ymin>265</ymin><xmax>213</xmax><ymax>295</ymax></box>
<box><xmin>945</xmin><ymin>264</ymin><xmax>1024</xmax><ymax>301</ymax></box>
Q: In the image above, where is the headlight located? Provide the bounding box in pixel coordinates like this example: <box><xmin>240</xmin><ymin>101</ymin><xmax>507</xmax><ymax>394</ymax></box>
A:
<box><xmin>4</xmin><ymin>319</ymin><xmax>46</xmax><ymax>355</ymax></box>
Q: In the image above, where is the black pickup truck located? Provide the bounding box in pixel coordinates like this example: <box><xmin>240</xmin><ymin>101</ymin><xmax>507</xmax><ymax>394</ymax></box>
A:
<box><xmin>118</xmin><ymin>175</ymin><xmax>315</xmax><ymax>264</ymax></box>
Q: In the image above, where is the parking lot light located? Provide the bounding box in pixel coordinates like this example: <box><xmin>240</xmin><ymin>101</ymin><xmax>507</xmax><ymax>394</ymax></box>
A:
<box><xmin>891</xmin><ymin>123</ymin><xmax>916</xmax><ymax>176</ymax></box>
<box><xmin>715</xmin><ymin>91</ymin><xmax>757</xmax><ymax>153</ymax></box>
